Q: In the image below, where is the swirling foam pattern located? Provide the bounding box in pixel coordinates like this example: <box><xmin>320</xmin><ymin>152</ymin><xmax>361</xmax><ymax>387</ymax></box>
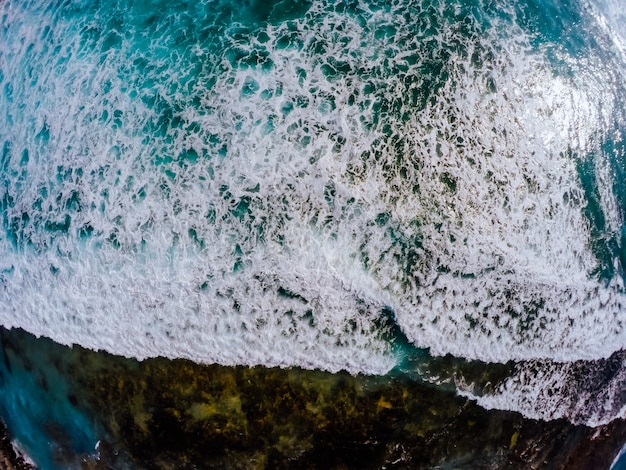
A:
<box><xmin>1</xmin><ymin>0</ymin><xmax>625</xmax><ymax>424</ymax></box>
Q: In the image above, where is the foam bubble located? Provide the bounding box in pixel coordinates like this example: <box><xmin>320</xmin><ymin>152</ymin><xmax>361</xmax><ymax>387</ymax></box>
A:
<box><xmin>457</xmin><ymin>352</ymin><xmax>626</xmax><ymax>426</ymax></box>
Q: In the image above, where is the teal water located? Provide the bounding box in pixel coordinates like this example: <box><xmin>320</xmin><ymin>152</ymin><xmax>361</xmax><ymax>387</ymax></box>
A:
<box><xmin>614</xmin><ymin>447</ymin><xmax>626</xmax><ymax>470</ymax></box>
<box><xmin>0</xmin><ymin>330</ymin><xmax>100</xmax><ymax>468</ymax></box>
<box><xmin>1</xmin><ymin>0</ymin><xmax>626</xmax><ymax>467</ymax></box>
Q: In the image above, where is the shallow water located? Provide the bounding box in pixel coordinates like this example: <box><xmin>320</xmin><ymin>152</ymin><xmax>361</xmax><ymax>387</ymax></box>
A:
<box><xmin>1</xmin><ymin>326</ymin><xmax>625</xmax><ymax>469</ymax></box>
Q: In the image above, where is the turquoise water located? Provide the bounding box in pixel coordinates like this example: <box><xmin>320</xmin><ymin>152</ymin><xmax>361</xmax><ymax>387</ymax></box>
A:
<box><xmin>1</xmin><ymin>0</ymin><xmax>626</xmax><ymax>467</ymax></box>
<box><xmin>0</xmin><ymin>330</ymin><xmax>100</xmax><ymax>468</ymax></box>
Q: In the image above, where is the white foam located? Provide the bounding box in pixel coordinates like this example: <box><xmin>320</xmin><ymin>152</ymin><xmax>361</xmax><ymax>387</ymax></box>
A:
<box><xmin>348</xmin><ymin>9</ymin><xmax>626</xmax><ymax>363</ymax></box>
<box><xmin>458</xmin><ymin>355</ymin><xmax>626</xmax><ymax>426</ymax></box>
<box><xmin>586</xmin><ymin>0</ymin><xmax>626</xmax><ymax>67</ymax></box>
<box><xmin>1</xmin><ymin>0</ymin><xmax>626</xmax><ymax>420</ymax></box>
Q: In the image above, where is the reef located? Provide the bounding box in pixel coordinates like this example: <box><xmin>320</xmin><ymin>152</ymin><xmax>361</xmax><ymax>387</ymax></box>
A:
<box><xmin>0</xmin><ymin>327</ymin><xmax>625</xmax><ymax>469</ymax></box>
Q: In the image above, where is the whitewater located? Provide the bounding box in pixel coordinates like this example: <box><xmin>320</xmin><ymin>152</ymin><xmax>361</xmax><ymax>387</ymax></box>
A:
<box><xmin>1</xmin><ymin>0</ymin><xmax>625</xmax><ymax>426</ymax></box>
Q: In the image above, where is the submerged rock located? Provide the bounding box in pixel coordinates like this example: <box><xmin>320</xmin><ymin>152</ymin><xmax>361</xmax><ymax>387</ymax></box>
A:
<box><xmin>0</xmin><ymin>326</ymin><xmax>625</xmax><ymax>469</ymax></box>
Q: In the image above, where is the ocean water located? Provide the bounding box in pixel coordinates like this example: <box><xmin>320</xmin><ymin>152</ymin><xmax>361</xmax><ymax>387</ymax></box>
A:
<box><xmin>0</xmin><ymin>0</ymin><xmax>625</xmax><ymax>466</ymax></box>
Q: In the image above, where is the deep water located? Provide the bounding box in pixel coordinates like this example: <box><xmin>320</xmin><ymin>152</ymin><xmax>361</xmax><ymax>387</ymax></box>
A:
<box><xmin>1</xmin><ymin>0</ymin><xmax>626</xmax><ymax>467</ymax></box>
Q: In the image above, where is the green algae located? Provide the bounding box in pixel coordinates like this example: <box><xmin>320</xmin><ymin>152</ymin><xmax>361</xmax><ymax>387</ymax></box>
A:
<box><xmin>77</xmin><ymin>361</ymin><xmax>626</xmax><ymax>469</ymax></box>
<box><xmin>1</xmin><ymin>327</ymin><xmax>625</xmax><ymax>469</ymax></box>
